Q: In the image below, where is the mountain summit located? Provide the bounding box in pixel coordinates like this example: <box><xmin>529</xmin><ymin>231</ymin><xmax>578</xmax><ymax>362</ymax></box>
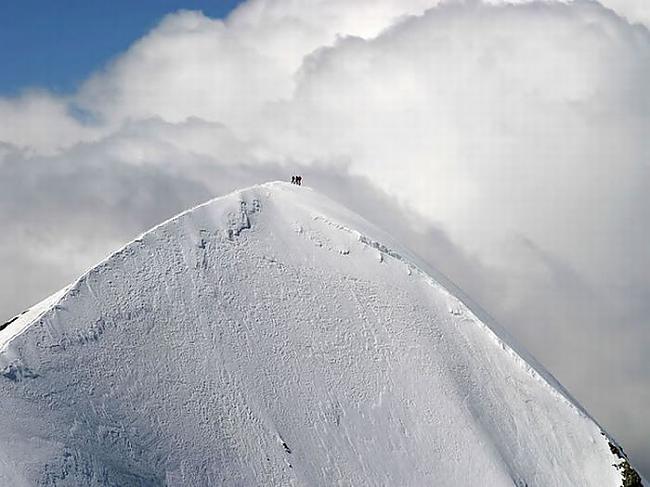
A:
<box><xmin>0</xmin><ymin>182</ymin><xmax>642</xmax><ymax>486</ymax></box>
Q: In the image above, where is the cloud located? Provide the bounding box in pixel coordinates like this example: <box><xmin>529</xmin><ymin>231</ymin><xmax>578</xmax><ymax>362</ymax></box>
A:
<box><xmin>76</xmin><ymin>0</ymin><xmax>444</xmax><ymax>130</ymax></box>
<box><xmin>0</xmin><ymin>0</ymin><xmax>649</xmax><ymax>476</ymax></box>
<box><xmin>575</xmin><ymin>0</ymin><xmax>650</xmax><ymax>26</ymax></box>
<box><xmin>0</xmin><ymin>92</ymin><xmax>102</xmax><ymax>154</ymax></box>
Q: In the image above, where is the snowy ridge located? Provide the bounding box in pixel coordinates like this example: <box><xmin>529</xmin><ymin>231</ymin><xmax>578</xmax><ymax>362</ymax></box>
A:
<box><xmin>0</xmin><ymin>181</ymin><xmax>642</xmax><ymax>486</ymax></box>
<box><xmin>313</xmin><ymin>212</ymin><xmax>648</xmax><ymax>486</ymax></box>
<box><xmin>314</xmin><ymin>213</ymin><xmax>589</xmax><ymax>420</ymax></box>
<box><xmin>0</xmin><ymin>289</ymin><xmax>69</xmax><ymax>354</ymax></box>
<box><xmin>0</xmin><ymin>187</ymin><xmax>259</xmax><ymax>354</ymax></box>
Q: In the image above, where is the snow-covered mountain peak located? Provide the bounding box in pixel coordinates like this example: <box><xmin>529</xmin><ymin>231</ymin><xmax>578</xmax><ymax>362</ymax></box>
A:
<box><xmin>0</xmin><ymin>181</ymin><xmax>643</xmax><ymax>486</ymax></box>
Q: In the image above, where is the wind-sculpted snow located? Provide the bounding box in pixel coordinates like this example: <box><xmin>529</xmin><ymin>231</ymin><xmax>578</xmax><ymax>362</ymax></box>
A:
<box><xmin>0</xmin><ymin>182</ymin><xmax>641</xmax><ymax>486</ymax></box>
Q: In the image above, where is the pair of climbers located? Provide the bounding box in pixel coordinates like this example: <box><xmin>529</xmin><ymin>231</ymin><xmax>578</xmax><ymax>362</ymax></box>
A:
<box><xmin>291</xmin><ymin>175</ymin><xmax>303</xmax><ymax>186</ymax></box>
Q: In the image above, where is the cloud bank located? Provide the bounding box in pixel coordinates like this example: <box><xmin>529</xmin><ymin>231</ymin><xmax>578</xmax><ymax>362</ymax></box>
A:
<box><xmin>1</xmin><ymin>0</ymin><xmax>649</xmax><ymax>476</ymax></box>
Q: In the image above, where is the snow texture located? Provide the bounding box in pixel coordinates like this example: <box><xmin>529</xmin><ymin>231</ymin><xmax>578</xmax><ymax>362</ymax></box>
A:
<box><xmin>0</xmin><ymin>182</ymin><xmax>640</xmax><ymax>486</ymax></box>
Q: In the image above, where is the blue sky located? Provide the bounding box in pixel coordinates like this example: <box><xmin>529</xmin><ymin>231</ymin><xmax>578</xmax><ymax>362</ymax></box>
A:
<box><xmin>0</xmin><ymin>0</ymin><xmax>244</xmax><ymax>95</ymax></box>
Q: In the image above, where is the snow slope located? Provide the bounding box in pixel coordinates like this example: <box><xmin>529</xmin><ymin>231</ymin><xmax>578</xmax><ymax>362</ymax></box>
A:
<box><xmin>0</xmin><ymin>181</ymin><xmax>642</xmax><ymax>486</ymax></box>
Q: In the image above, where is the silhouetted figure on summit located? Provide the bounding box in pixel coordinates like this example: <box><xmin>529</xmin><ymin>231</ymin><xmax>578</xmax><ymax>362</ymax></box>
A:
<box><xmin>296</xmin><ymin>176</ymin><xmax>302</xmax><ymax>186</ymax></box>
<box><xmin>291</xmin><ymin>176</ymin><xmax>296</xmax><ymax>184</ymax></box>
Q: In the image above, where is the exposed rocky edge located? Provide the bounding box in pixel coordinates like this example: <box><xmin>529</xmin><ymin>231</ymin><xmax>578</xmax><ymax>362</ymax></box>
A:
<box><xmin>0</xmin><ymin>312</ymin><xmax>25</xmax><ymax>331</ymax></box>
<box><xmin>608</xmin><ymin>438</ymin><xmax>643</xmax><ymax>487</ymax></box>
